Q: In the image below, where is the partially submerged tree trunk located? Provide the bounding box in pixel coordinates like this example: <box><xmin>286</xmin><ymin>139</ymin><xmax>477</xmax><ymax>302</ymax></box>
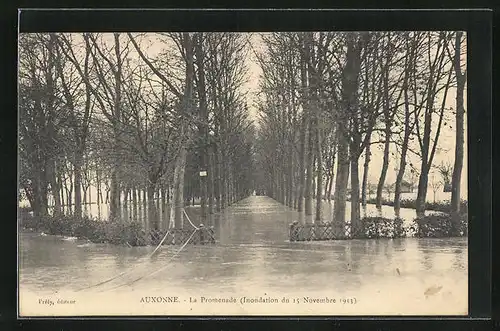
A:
<box><xmin>350</xmin><ymin>154</ymin><xmax>361</xmax><ymax>234</ymax></box>
<box><xmin>333</xmin><ymin>34</ymin><xmax>361</xmax><ymax>227</ymax></box>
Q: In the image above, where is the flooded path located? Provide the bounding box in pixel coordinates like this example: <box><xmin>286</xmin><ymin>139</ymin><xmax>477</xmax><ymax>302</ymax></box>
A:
<box><xmin>19</xmin><ymin>196</ymin><xmax>468</xmax><ymax>316</ymax></box>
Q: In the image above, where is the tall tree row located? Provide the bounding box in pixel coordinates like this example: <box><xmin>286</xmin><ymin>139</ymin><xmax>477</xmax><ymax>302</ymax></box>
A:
<box><xmin>256</xmin><ymin>31</ymin><xmax>465</xmax><ymax>235</ymax></box>
<box><xmin>19</xmin><ymin>32</ymin><xmax>255</xmax><ymax>230</ymax></box>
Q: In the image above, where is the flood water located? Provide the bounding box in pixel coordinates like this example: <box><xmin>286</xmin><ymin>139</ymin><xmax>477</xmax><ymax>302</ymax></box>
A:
<box><xmin>19</xmin><ymin>196</ymin><xmax>468</xmax><ymax>316</ymax></box>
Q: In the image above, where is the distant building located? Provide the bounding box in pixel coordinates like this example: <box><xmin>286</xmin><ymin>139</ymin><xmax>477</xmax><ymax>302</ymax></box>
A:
<box><xmin>397</xmin><ymin>180</ymin><xmax>413</xmax><ymax>193</ymax></box>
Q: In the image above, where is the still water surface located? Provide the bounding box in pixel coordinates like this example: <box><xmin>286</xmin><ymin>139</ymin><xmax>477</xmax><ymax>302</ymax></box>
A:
<box><xmin>19</xmin><ymin>196</ymin><xmax>468</xmax><ymax>315</ymax></box>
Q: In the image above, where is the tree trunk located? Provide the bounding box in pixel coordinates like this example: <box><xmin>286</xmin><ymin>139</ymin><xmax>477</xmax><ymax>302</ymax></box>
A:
<box><xmin>394</xmin><ymin>48</ymin><xmax>412</xmax><ymax>213</ymax></box>
<box><xmin>208</xmin><ymin>147</ymin><xmax>214</xmax><ymax>214</ymax></box>
<box><xmin>74</xmin><ymin>156</ymin><xmax>83</xmax><ymax>219</ymax></box>
<box><xmin>281</xmin><ymin>156</ymin><xmax>286</xmax><ymax>205</ymax></box>
<box><xmin>66</xmin><ymin>172</ymin><xmax>73</xmax><ymax>214</ymax></box>
<box><xmin>287</xmin><ymin>140</ymin><xmax>294</xmax><ymax>208</ymax></box>
<box><xmin>171</xmin><ymin>145</ymin><xmax>188</xmax><ymax>229</ymax></box>
<box><xmin>142</xmin><ymin>188</ymin><xmax>147</xmax><ymax>224</ymax></box>
<box><xmin>333</xmin><ymin>123</ymin><xmax>349</xmax><ymax>225</ymax></box>
<box><xmin>48</xmin><ymin>160</ymin><xmax>62</xmax><ymax>217</ymax></box>
<box><xmin>58</xmin><ymin>171</ymin><xmax>65</xmax><ymax>211</ymax></box>
<box><xmin>298</xmin><ymin>36</ymin><xmax>309</xmax><ymax>213</ymax></box>
<box><xmin>221</xmin><ymin>147</ymin><xmax>228</xmax><ymax>209</ymax></box>
<box><xmin>324</xmin><ymin>175</ymin><xmax>330</xmax><ymax>201</ymax></box>
<box><xmin>122</xmin><ymin>185</ymin><xmax>128</xmax><ymax>221</ymax></box>
<box><xmin>361</xmin><ymin>141</ymin><xmax>371</xmax><ymax>207</ymax></box>
<box><xmin>350</xmin><ymin>157</ymin><xmax>361</xmax><ymax>235</ymax></box>
<box><xmin>147</xmin><ymin>182</ymin><xmax>158</xmax><ymax>230</ymax></box>
<box><xmin>215</xmin><ymin>145</ymin><xmax>221</xmax><ymax>212</ymax></box>
<box><xmin>160</xmin><ymin>186</ymin><xmax>166</xmax><ymax>229</ymax></box>
<box><xmin>280</xmin><ymin>153</ymin><xmax>285</xmax><ymax>205</ymax></box>
<box><xmin>195</xmin><ymin>33</ymin><xmax>209</xmax><ymax>222</ymax></box>
<box><xmin>451</xmin><ymin>31</ymin><xmax>465</xmax><ymax>233</ymax></box>
<box><xmin>304</xmin><ymin>116</ymin><xmax>314</xmax><ymax>216</ymax></box>
<box><xmin>109</xmin><ymin>170</ymin><xmax>120</xmax><ymax>222</ymax></box>
<box><xmin>226</xmin><ymin>162</ymin><xmax>232</xmax><ymax>206</ymax></box>
<box><xmin>376</xmin><ymin>126</ymin><xmax>391</xmax><ymax>208</ymax></box>
<box><xmin>312</xmin><ymin>156</ymin><xmax>316</xmax><ymax>204</ymax></box>
<box><xmin>133</xmin><ymin>186</ymin><xmax>138</xmax><ymax>222</ymax></box>
<box><xmin>394</xmin><ymin>138</ymin><xmax>409</xmax><ymax>212</ymax></box>
<box><xmin>315</xmin><ymin>125</ymin><xmax>323</xmax><ymax>221</ymax></box>
<box><xmin>327</xmin><ymin>139</ymin><xmax>336</xmax><ymax>202</ymax></box>
<box><xmin>88</xmin><ymin>182</ymin><xmax>92</xmax><ymax>213</ymax></box>
<box><xmin>376</xmin><ymin>57</ymin><xmax>392</xmax><ymax>208</ymax></box>
<box><xmin>156</xmin><ymin>188</ymin><xmax>161</xmax><ymax>220</ymax></box>
<box><xmin>82</xmin><ymin>185</ymin><xmax>87</xmax><ymax>216</ymax></box>
<box><xmin>105</xmin><ymin>186</ymin><xmax>109</xmax><ymax>204</ymax></box>
<box><xmin>333</xmin><ymin>34</ymin><xmax>360</xmax><ymax>226</ymax></box>
<box><xmin>32</xmin><ymin>167</ymin><xmax>48</xmax><ymax>221</ymax></box>
<box><xmin>137</xmin><ymin>186</ymin><xmax>142</xmax><ymax>221</ymax></box>
<box><xmin>327</xmin><ymin>169</ymin><xmax>334</xmax><ymax>202</ymax></box>
<box><xmin>416</xmin><ymin>163</ymin><xmax>429</xmax><ymax>217</ymax></box>
<box><xmin>96</xmin><ymin>169</ymin><xmax>102</xmax><ymax>205</ymax></box>
<box><xmin>415</xmin><ymin>33</ymin><xmax>452</xmax><ymax>216</ymax></box>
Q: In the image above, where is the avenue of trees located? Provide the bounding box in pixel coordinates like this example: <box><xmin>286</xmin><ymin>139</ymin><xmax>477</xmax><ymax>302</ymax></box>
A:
<box><xmin>19</xmin><ymin>32</ymin><xmax>255</xmax><ymax>231</ymax></box>
<box><xmin>254</xmin><ymin>31</ymin><xmax>466</xmax><ymax>235</ymax></box>
<box><xmin>18</xmin><ymin>31</ymin><xmax>467</xmax><ymax>237</ymax></box>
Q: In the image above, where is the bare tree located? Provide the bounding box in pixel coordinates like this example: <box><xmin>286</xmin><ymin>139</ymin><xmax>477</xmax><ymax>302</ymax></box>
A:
<box><xmin>430</xmin><ymin>175</ymin><xmax>441</xmax><ymax>203</ymax></box>
<box><xmin>413</xmin><ymin>32</ymin><xmax>454</xmax><ymax>216</ymax></box>
<box><xmin>19</xmin><ymin>33</ymin><xmax>69</xmax><ymax>219</ymax></box>
<box><xmin>394</xmin><ymin>32</ymin><xmax>422</xmax><ymax>211</ymax></box>
<box><xmin>449</xmin><ymin>31</ymin><xmax>467</xmax><ymax>230</ymax></box>
<box><xmin>54</xmin><ymin>33</ymin><xmax>94</xmax><ymax>219</ymax></box>
<box><xmin>333</xmin><ymin>32</ymin><xmax>363</xmax><ymax>229</ymax></box>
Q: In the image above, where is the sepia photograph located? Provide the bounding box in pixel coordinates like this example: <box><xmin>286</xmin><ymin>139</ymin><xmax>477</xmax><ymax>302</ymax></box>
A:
<box><xmin>18</xmin><ymin>29</ymin><xmax>468</xmax><ymax>316</ymax></box>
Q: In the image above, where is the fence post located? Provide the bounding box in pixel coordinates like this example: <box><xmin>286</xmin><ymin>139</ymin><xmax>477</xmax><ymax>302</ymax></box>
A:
<box><xmin>289</xmin><ymin>220</ymin><xmax>299</xmax><ymax>241</ymax></box>
<box><xmin>208</xmin><ymin>226</ymin><xmax>215</xmax><ymax>243</ymax></box>
<box><xmin>199</xmin><ymin>224</ymin><xmax>205</xmax><ymax>245</ymax></box>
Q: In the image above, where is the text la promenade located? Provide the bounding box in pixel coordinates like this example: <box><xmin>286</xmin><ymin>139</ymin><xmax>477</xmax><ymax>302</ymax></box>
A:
<box><xmin>191</xmin><ymin>296</ymin><xmax>342</xmax><ymax>304</ymax></box>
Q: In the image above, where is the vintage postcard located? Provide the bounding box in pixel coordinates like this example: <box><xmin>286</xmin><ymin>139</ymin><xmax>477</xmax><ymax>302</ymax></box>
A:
<box><xmin>18</xmin><ymin>30</ymin><xmax>468</xmax><ymax>316</ymax></box>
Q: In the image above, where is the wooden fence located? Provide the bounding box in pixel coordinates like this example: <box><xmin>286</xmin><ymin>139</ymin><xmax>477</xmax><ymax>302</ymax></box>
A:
<box><xmin>134</xmin><ymin>225</ymin><xmax>216</xmax><ymax>246</ymax></box>
<box><xmin>289</xmin><ymin>217</ymin><xmax>407</xmax><ymax>241</ymax></box>
<box><xmin>289</xmin><ymin>221</ymin><xmax>352</xmax><ymax>241</ymax></box>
